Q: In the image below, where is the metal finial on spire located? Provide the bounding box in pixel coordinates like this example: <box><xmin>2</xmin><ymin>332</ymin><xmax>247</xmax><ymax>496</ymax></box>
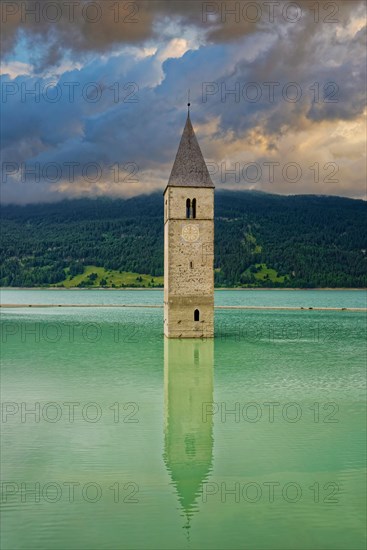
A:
<box><xmin>187</xmin><ymin>89</ymin><xmax>191</xmax><ymax>116</ymax></box>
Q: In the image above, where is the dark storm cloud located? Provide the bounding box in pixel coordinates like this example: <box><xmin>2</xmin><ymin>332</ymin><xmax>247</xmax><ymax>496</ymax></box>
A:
<box><xmin>1</xmin><ymin>0</ymin><xmax>214</xmax><ymax>70</ymax></box>
<box><xmin>162</xmin><ymin>17</ymin><xmax>367</xmax><ymax>138</ymax></box>
<box><xmin>2</xmin><ymin>1</ymin><xmax>362</xmax><ymax>68</ymax></box>
<box><xmin>1</xmin><ymin>0</ymin><xmax>366</xmax><ymax>202</ymax></box>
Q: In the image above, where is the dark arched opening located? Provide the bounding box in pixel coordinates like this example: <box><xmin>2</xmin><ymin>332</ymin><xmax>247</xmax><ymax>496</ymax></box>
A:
<box><xmin>192</xmin><ymin>198</ymin><xmax>196</xmax><ymax>219</ymax></box>
<box><xmin>186</xmin><ymin>198</ymin><xmax>191</xmax><ymax>218</ymax></box>
<box><xmin>194</xmin><ymin>309</ymin><xmax>200</xmax><ymax>321</ymax></box>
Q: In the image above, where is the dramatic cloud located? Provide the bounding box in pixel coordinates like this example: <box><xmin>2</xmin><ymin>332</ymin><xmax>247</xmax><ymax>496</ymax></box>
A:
<box><xmin>1</xmin><ymin>0</ymin><xmax>366</xmax><ymax>203</ymax></box>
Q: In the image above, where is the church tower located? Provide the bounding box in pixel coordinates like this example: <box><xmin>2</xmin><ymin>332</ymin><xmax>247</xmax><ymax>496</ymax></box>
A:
<box><xmin>164</xmin><ymin>109</ymin><xmax>215</xmax><ymax>338</ymax></box>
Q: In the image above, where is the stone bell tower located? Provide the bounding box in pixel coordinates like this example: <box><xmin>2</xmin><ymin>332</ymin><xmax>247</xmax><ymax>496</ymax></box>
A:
<box><xmin>164</xmin><ymin>108</ymin><xmax>214</xmax><ymax>338</ymax></box>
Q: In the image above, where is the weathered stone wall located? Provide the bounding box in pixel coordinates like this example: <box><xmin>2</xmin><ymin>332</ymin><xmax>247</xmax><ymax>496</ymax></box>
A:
<box><xmin>165</xmin><ymin>187</ymin><xmax>214</xmax><ymax>220</ymax></box>
<box><xmin>164</xmin><ymin>186</ymin><xmax>214</xmax><ymax>338</ymax></box>
<box><xmin>164</xmin><ymin>298</ymin><xmax>214</xmax><ymax>338</ymax></box>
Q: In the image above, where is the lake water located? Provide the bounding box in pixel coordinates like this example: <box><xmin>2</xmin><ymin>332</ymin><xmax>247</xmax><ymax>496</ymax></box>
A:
<box><xmin>1</xmin><ymin>288</ymin><xmax>366</xmax><ymax>308</ymax></box>
<box><xmin>1</xmin><ymin>290</ymin><xmax>366</xmax><ymax>549</ymax></box>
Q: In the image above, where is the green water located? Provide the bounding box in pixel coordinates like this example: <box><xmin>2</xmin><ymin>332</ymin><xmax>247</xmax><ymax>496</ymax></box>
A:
<box><xmin>1</xmin><ymin>291</ymin><xmax>366</xmax><ymax>549</ymax></box>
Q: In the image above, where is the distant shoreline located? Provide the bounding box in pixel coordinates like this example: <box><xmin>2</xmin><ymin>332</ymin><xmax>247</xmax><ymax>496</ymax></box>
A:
<box><xmin>1</xmin><ymin>304</ymin><xmax>365</xmax><ymax>311</ymax></box>
<box><xmin>1</xmin><ymin>287</ymin><xmax>366</xmax><ymax>292</ymax></box>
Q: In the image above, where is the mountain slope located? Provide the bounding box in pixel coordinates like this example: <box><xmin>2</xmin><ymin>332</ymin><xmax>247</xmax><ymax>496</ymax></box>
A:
<box><xmin>1</xmin><ymin>191</ymin><xmax>366</xmax><ymax>288</ymax></box>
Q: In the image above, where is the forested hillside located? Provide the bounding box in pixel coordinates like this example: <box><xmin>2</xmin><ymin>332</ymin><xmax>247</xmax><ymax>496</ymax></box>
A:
<box><xmin>1</xmin><ymin>191</ymin><xmax>366</xmax><ymax>288</ymax></box>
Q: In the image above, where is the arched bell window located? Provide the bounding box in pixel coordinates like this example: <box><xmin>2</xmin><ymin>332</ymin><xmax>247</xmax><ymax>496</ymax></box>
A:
<box><xmin>194</xmin><ymin>309</ymin><xmax>200</xmax><ymax>321</ymax></box>
<box><xmin>186</xmin><ymin>198</ymin><xmax>191</xmax><ymax>218</ymax></box>
<box><xmin>192</xmin><ymin>198</ymin><xmax>196</xmax><ymax>219</ymax></box>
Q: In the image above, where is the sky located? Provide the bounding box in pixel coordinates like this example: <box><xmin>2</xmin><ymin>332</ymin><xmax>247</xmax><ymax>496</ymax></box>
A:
<box><xmin>1</xmin><ymin>0</ymin><xmax>366</xmax><ymax>203</ymax></box>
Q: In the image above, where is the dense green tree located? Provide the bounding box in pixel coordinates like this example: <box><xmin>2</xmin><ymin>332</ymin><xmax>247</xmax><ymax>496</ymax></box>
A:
<box><xmin>1</xmin><ymin>191</ymin><xmax>366</xmax><ymax>288</ymax></box>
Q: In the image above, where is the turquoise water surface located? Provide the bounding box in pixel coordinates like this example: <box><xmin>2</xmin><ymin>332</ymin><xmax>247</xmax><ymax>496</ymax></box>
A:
<box><xmin>1</xmin><ymin>290</ymin><xmax>366</xmax><ymax>549</ymax></box>
<box><xmin>1</xmin><ymin>288</ymin><xmax>366</xmax><ymax>308</ymax></box>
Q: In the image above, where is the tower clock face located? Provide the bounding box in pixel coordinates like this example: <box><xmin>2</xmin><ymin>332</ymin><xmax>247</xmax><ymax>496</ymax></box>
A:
<box><xmin>182</xmin><ymin>224</ymin><xmax>200</xmax><ymax>242</ymax></box>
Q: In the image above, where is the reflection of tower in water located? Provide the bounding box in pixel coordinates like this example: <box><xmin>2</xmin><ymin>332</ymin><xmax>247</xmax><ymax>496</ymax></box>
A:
<box><xmin>163</xmin><ymin>338</ymin><xmax>214</xmax><ymax>536</ymax></box>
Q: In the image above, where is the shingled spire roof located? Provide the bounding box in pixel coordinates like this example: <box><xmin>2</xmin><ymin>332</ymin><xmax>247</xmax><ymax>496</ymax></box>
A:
<box><xmin>167</xmin><ymin>114</ymin><xmax>214</xmax><ymax>189</ymax></box>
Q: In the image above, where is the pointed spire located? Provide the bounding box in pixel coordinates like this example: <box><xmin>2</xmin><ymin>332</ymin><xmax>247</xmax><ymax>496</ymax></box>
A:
<box><xmin>167</xmin><ymin>113</ymin><xmax>214</xmax><ymax>189</ymax></box>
